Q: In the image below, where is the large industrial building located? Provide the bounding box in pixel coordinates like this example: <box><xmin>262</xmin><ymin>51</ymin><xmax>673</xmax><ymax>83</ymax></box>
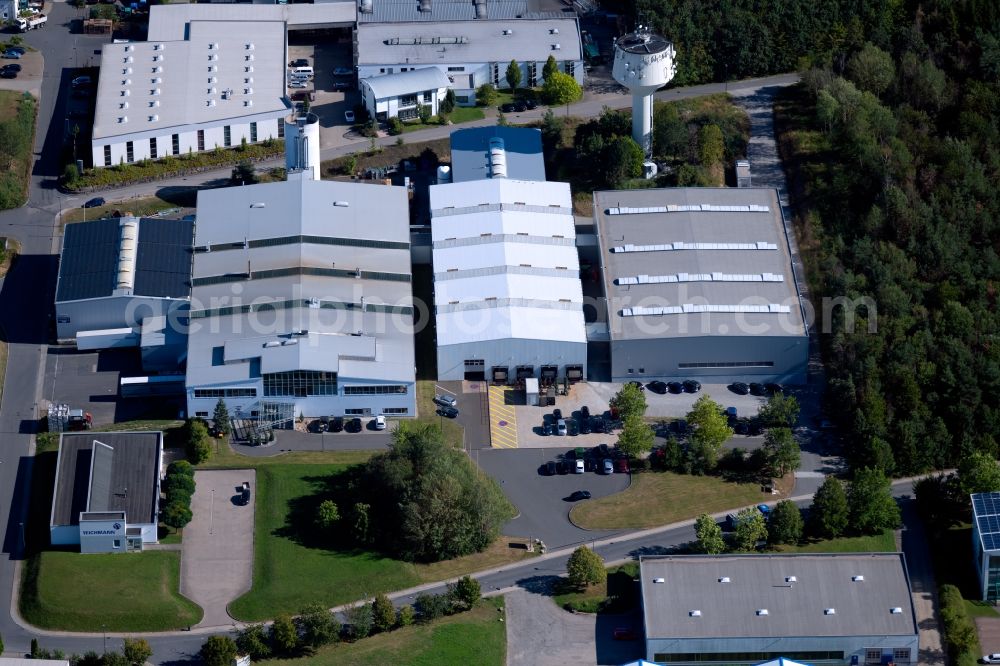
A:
<box><xmin>185</xmin><ymin>172</ymin><xmax>416</xmax><ymax>423</ymax></box>
<box><xmin>356</xmin><ymin>15</ymin><xmax>583</xmax><ymax>105</ymax></box>
<box><xmin>55</xmin><ymin>216</ymin><xmax>193</xmax><ymax>359</ymax></box>
<box><xmin>430</xmin><ymin>126</ymin><xmax>586</xmax><ymax>383</ymax></box>
<box><xmin>90</xmin><ymin>19</ymin><xmax>290</xmax><ymax>167</ymax></box>
<box><xmin>593</xmin><ymin>187</ymin><xmax>809</xmax><ymax>383</ymax></box>
<box><xmin>971</xmin><ymin>492</ymin><xmax>1000</xmax><ymax>601</ymax></box>
<box><xmin>49</xmin><ymin>432</ymin><xmax>163</xmax><ymax>553</ymax></box>
<box><xmin>639</xmin><ymin>554</ymin><xmax>919</xmax><ymax>665</ymax></box>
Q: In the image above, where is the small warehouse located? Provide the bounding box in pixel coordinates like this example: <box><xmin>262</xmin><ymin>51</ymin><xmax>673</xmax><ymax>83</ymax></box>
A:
<box><xmin>593</xmin><ymin>187</ymin><xmax>809</xmax><ymax>383</ymax></box>
<box><xmin>359</xmin><ymin>67</ymin><xmax>451</xmax><ymax>121</ymax></box>
<box><xmin>55</xmin><ymin>216</ymin><xmax>193</xmax><ymax>364</ymax></box>
<box><xmin>49</xmin><ymin>431</ymin><xmax>163</xmax><ymax>553</ymax></box>
<box><xmin>639</xmin><ymin>554</ymin><xmax>919</xmax><ymax>666</ymax></box>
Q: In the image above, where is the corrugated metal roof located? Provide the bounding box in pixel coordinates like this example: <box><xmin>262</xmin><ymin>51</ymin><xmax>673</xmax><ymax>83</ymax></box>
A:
<box><xmin>357</xmin><ymin>0</ymin><xmax>527</xmax><ymax>23</ymax></box>
<box><xmin>450</xmin><ymin>126</ymin><xmax>546</xmax><ymax>182</ymax></box>
<box><xmin>357</xmin><ymin>16</ymin><xmax>583</xmax><ymax>66</ymax></box>
<box><xmin>361</xmin><ymin>67</ymin><xmax>450</xmax><ymax>100</ymax></box>
<box><xmin>430</xmin><ymin>178</ymin><xmax>586</xmax><ymax>346</ymax></box>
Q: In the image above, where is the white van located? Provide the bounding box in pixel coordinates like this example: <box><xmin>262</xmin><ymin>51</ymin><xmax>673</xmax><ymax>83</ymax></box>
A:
<box><xmin>291</xmin><ymin>66</ymin><xmax>314</xmax><ymax>77</ymax></box>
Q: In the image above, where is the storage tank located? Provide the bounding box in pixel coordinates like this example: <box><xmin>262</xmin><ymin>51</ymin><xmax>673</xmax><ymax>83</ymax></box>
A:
<box><xmin>436</xmin><ymin>165</ymin><xmax>452</xmax><ymax>184</ymax></box>
<box><xmin>284</xmin><ymin>112</ymin><xmax>321</xmax><ymax>181</ymax></box>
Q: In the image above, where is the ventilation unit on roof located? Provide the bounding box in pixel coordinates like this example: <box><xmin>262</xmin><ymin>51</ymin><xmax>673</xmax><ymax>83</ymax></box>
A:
<box><xmin>244</xmin><ymin>100</ymin><xmax>252</xmax><ymax>107</ymax></box>
<box><xmin>249</xmin><ymin>203</ymin><xmax>266</xmax><ymax>208</ymax></box>
<box><xmin>756</xmin><ymin>609</ymin><xmax>769</xmax><ymax>616</ymax></box>
<box><xmin>550</xmin><ymin>28</ymin><xmax>559</xmax><ymax>34</ymax></box>
<box><xmin>502</xmin><ymin>29</ymin><xmax>513</xmax><ymax>35</ymax></box>
<box><xmin>118</xmin><ymin>116</ymin><xmax>127</xmax><ymax>123</ymax></box>
<box><xmin>653</xmin><ymin>578</ymin><xmax>665</xmax><ymax>584</ymax></box>
<box><xmin>124</xmin><ymin>44</ymin><xmax>132</xmax><ymax>52</ymax></box>
<box><xmin>152</xmin><ymin>54</ymin><xmax>163</xmax><ymax>62</ymax></box>
<box><xmin>208</xmin><ymin>76</ymin><xmax>217</xmax><ymax>84</ymax></box>
<box><xmin>359</xmin><ymin>0</ymin><xmax>373</xmax><ymax>13</ymax></box>
<box><xmin>154</xmin><ymin>43</ymin><xmax>163</xmax><ymax>50</ymax></box>
<box><xmin>417</xmin><ymin>0</ymin><xmax>431</xmax><ymax>11</ymax></box>
<box><xmin>121</xmin><ymin>89</ymin><xmax>130</xmax><ymax>96</ymax></box>
<box><xmin>718</xmin><ymin>577</ymin><xmax>730</xmax><ymax>583</ymax></box>
<box><xmin>552</xmin><ymin>43</ymin><xmax>561</xmax><ymax>50</ymax></box>
<box><xmin>152</xmin><ymin>88</ymin><xmax>160</xmax><ymax>95</ymax></box>
<box><xmin>474</xmin><ymin>0</ymin><xmax>486</xmax><ymax>18</ymax></box>
<box><xmin>149</xmin><ymin>114</ymin><xmax>158</xmax><ymax>122</ymax></box>
<box><xmin>852</xmin><ymin>575</ymin><xmax>864</xmax><ymax>582</ymax></box>
<box><xmin>207</xmin><ymin>99</ymin><xmax>216</xmax><ymax>107</ymax></box>
<box><xmin>245</xmin><ymin>66</ymin><xmax>253</xmax><ymax>73</ymax></box>
<box><xmin>891</xmin><ymin>607</ymin><xmax>903</xmax><ymax>614</ymax></box>
<box><xmin>689</xmin><ymin>610</ymin><xmax>701</xmax><ymax>617</ymax></box>
<box><xmin>244</xmin><ymin>87</ymin><xmax>253</xmax><ymax>94</ymax></box>
<box><xmin>119</xmin><ymin>101</ymin><xmax>128</xmax><ymax>109</ymax></box>
<box><xmin>123</xmin><ymin>78</ymin><xmax>131</xmax><ymax>85</ymax></box>
<box><xmin>264</xmin><ymin>340</ymin><xmax>280</xmax><ymax>348</ymax></box>
<box><xmin>245</xmin><ymin>54</ymin><xmax>254</xmax><ymax>62</ymax></box>
<box><xmin>245</xmin><ymin>43</ymin><xmax>254</xmax><ymax>50</ymax></box>
<box><xmin>824</xmin><ymin>608</ymin><xmax>836</xmax><ymax>615</ymax></box>
<box><xmin>785</xmin><ymin>576</ymin><xmax>797</xmax><ymax>583</ymax></box>
<box><xmin>151</xmin><ymin>66</ymin><xmax>160</xmax><ymax>73</ymax></box>
<box><xmin>333</xmin><ymin>201</ymin><xmax>350</xmax><ymax>207</ymax></box>
<box><xmin>124</xmin><ymin>56</ymin><xmax>133</xmax><ymax>63</ymax></box>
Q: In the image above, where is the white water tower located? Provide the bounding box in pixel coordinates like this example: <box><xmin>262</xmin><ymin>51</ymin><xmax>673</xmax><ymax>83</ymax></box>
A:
<box><xmin>612</xmin><ymin>26</ymin><xmax>677</xmax><ymax>158</ymax></box>
<box><xmin>285</xmin><ymin>112</ymin><xmax>321</xmax><ymax>181</ymax></box>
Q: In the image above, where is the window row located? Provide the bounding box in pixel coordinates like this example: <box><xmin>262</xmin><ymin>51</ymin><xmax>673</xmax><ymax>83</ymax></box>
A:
<box><xmin>193</xmin><ymin>388</ymin><xmax>258</xmax><ymax>399</ymax></box>
<box><xmin>677</xmin><ymin>361</ymin><xmax>775</xmax><ymax>369</ymax></box>
<box><xmin>263</xmin><ymin>370</ymin><xmax>338</xmax><ymax>397</ymax></box>
<box><xmin>101</xmin><ymin>122</ymin><xmax>267</xmax><ymax>166</ymax></box>
<box><xmin>343</xmin><ymin>385</ymin><xmax>408</xmax><ymax>395</ymax></box>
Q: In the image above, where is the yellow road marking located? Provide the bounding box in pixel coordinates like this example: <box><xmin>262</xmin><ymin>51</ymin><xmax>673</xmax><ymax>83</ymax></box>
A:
<box><xmin>488</xmin><ymin>386</ymin><xmax>518</xmax><ymax>449</ymax></box>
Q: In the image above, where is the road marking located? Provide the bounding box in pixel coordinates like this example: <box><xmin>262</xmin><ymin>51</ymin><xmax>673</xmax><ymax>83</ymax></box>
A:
<box><xmin>488</xmin><ymin>385</ymin><xmax>518</xmax><ymax>449</ymax></box>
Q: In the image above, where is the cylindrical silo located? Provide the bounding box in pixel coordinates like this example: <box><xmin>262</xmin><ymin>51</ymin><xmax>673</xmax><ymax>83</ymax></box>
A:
<box><xmin>284</xmin><ymin>112</ymin><xmax>321</xmax><ymax>181</ymax></box>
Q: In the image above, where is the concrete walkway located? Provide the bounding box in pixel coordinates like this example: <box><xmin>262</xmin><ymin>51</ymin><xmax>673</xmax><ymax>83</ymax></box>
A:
<box><xmin>180</xmin><ymin>470</ymin><xmax>256</xmax><ymax>628</ymax></box>
<box><xmin>898</xmin><ymin>499</ymin><xmax>946</xmax><ymax>665</ymax></box>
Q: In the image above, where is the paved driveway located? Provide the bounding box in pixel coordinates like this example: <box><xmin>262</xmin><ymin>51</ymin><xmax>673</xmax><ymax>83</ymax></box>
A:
<box><xmin>477</xmin><ymin>448</ymin><xmax>629</xmax><ymax>549</ymax></box>
<box><xmin>505</xmin><ymin>587</ymin><xmax>642</xmax><ymax>666</ymax></box>
<box><xmin>180</xmin><ymin>470</ymin><xmax>256</xmax><ymax>627</ymax></box>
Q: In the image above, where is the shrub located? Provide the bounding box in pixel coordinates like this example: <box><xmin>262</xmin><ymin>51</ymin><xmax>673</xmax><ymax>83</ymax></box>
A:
<box><xmin>567</xmin><ymin>546</ymin><xmax>606</xmax><ymax>588</ymax></box>
<box><xmin>398</xmin><ymin>605</ymin><xmax>415</xmax><ymax>627</ymax></box>
<box><xmin>166</xmin><ymin>460</ymin><xmax>194</xmax><ymax>477</ymax></box>
<box><xmin>297</xmin><ymin>602</ymin><xmax>340</xmax><ymax>648</ymax></box>
<box><xmin>939</xmin><ymin>584</ymin><xmax>978</xmax><ymax>658</ymax></box>
<box><xmin>452</xmin><ymin>575</ymin><xmax>481</xmax><ymax>610</ymax></box>
<box><xmin>414</xmin><ymin>593</ymin><xmax>450</xmax><ymax>622</ymax></box>
<box><xmin>235</xmin><ymin>623</ymin><xmax>272</xmax><ymax>660</ymax></box>
<box><xmin>163</xmin><ymin>473</ymin><xmax>195</xmax><ymax>495</ymax></box>
<box><xmin>371</xmin><ymin>593</ymin><xmax>396</xmax><ymax>633</ymax></box>
<box><xmin>162</xmin><ymin>501</ymin><xmax>192</xmax><ymax>529</ymax></box>
<box><xmin>475</xmin><ymin>83</ymin><xmax>498</xmax><ymax>107</ymax></box>
<box><xmin>184</xmin><ymin>420</ymin><xmax>212</xmax><ymax>464</ymax></box>
<box><xmin>200</xmin><ymin>635</ymin><xmax>237</xmax><ymax>666</ymax></box>
<box><xmin>343</xmin><ymin>602</ymin><xmax>373</xmax><ymax>640</ymax></box>
<box><xmin>165</xmin><ymin>487</ymin><xmax>192</xmax><ymax>507</ymax></box>
<box><xmin>63</xmin><ymin>163</ymin><xmax>79</xmax><ymax>184</ymax></box>
<box><xmin>387</xmin><ymin>117</ymin><xmax>404</xmax><ymax>135</ymax></box>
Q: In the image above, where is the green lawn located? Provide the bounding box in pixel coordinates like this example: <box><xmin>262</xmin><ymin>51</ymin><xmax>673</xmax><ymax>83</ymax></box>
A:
<box><xmin>400</xmin><ymin>107</ymin><xmax>485</xmax><ymax>133</ymax></box>
<box><xmin>20</xmin><ymin>551</ymin><xmax>202</xmax><ymax>631</ymax></box>
<box><xmin>259</xmin><ymin>598</ymin><xmax>506</xmax><ymax>665</ymax></box>
<box><xmin>228</xmin><ymin>465</ymin><xmax>532</xmax><ymax>621</ymax></box>
<box><xmin>570</xmin><ymin>471</ymin><xmax>777</xmax><ymax>529</ymax></box>
<box><xmin>775</xmin><ymin>529</ymin><xmax>897</xmax><ymax>553</ymax></box>
<box><xmin>552</xmin><ymin>562</ymin><xmax>639</xmax><ymax>613</ymax></box>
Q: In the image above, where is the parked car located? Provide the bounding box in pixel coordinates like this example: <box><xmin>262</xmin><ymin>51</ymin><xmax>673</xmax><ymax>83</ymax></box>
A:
<box><xmin>499</xmin><ymin>102</ymin><xmax>517</xmax><ymax>113</ymax></box>
<box><xmin>290</xmin><ymin>90</ymin><xmax>315</xmax><ymax>102</ymax></box>
<box><xmin>545</xmin><ymin>461</ymin><xmax>557</xmax><ymax>475</ymax></box>
<box><xmin>71</xmin><ymin>75</ymin><xmax>91</xmax><ymax>87</ymax></box>
<box><xmin>433</xmin><ymin>393</ymin><xmax>457</xmax><ymax>407</ymax></box>
<box><xmin>613</xmin><ymin>627</ymin><xmax>639</xmax><ymax>641</ymax></box>
<box><xmin>239</xmin><ymin>482</ymin><xmax>251</xmax><ymax>505</ymax></box>
<box><xmin>523</xmin><ymin>98</ymin><xmax>538</xmax><ymax>110</ymax></box>
<box><xmin>82</xmin><ymin>197</ymin><xmax>105</xmax><ymax>208</ymax></box>
<box><xmin>311</xmin><ymin>418</ymin><xmax>327</xmax><ymax>433</ymax></box>
<box><xmin>575</xmin><ymin>459</ymin><xmax>585</xmax><ymax>474</ymax></box>
<box><xmin>592</xmin><ymin>417</ymin><xmax>606</xmax><ymax>433</ymax></box>
<box><xmin>330</xmin><ymin>416</ymin><xmax>344</xmax><ymax>432</ymax></box>
<box><xmin>2</xmin><ymin>63</ymin><xmax>21</xmax><ymax>72</ymax></box>
<box><xmin>764</xmin><ymin>382</ymin><xmax>783</xmax><ymax>395</ymax></box>
<box><xmin>436</xmin><ymin>405</ymin><xmax>459</xmax><ymax>418</ymax></box>
<box><xmin>568</xmin><ymin>490</ymin><xmax>592</xmax><ymax>501</ymax></box>
<box><xmin>683</xmin><ymin>380</ymin><xmax>701</xmax><ymax>393</ymax></box>
<box><xmin>602</xmin><ymin>458</ymin><xmax>614</xmax><ymax>475</ymax></box>
<box><xmin>667</xmin><ymin>381</ymin><xmax>683</xmax><ymax>394</ymax></box>
<box><xmin>615</xmin><ymin>458</ymin><xmax>630</xmax><ymax>473</ymax></box>
<box><xmin>344</xmin><ymin>109</ymin><xmax>355</xmax><ymax>123</ymax></box>
<box><xmin>373</xmin><ymin>415</ymin><xmax>387</xmax><ymax>430</ymax></box>
<box><xmin>556</xmin><ymin>460</ymin><xmax>568</xmax><ymax>474</ymax></box>
<box><xmin>647</xmin><ymin>380</ymin><xmax>667</xmax><ymax>394</ymax></box>
<box><xmin>982</xmin><ymin>654</ymin><xmax>1000</xmax><ymax>664</ymax></box>
<box><xmin>6</xmin><ymin>46</ymin><xmax>25</xmax><ymax>55</ymax></box>
<box><xmin>0</xmin><ymin>69</ymin><xmax>16</xmax><ymax>79</ymax></box>
<box><xmin>553</xmin><ymin>408</ymin><xmax>562</xmax><ymax>420</ymax></box>
<box><xmin>749</xmin><ymin>382</ymin><xmax>767</xmax><ymax>396</ymax></box>
<box><xmin>628</xmin><ymin>380</ymin><xmax>645</xmax><ymax>391</ymax></box>
<box><xmin>331</xmin><ymin>81</ymin><xmax>351</xmax><ymax>91</ymax></box>
<box><xmin>3</xmin><ymin>51</ymin><xmax>22</xmax><ymax>59</ymax></box>
<box><xmin>568</xmin><ymin>419</ymin><xmax>579</xmax><ymax>436</ymax></box>
<box><xmin>289</xmin><ymin>58</ymin><xmax>309</xmax><ymax>68</ymax></box>
<box><xmin>556</xmin><ymin>419</ymin><xmax>567</xmax><ymax>436</ymax></box>
<box><xmin>348</xmin><ymin>417</ymin><xmax>363</xmax><ymax>433</ymax></box>
<box><xmin>730</xmin><ymin>382</ymin><xmax>750</xmax><ymax>395</ymax></box>
<box><xmin>332</xmin><ymin>66</ymin><xmax>353</xmax><ymax>76</ymax></box>
<box><xmin>580</xmin><ymin>405</ymin><xmax>590</xmax><ymax>419</ymax></box>
<box><xmin>541</xmin><ymin>422</ymin><xmax>554</xmax><ymax>436</ymax></box>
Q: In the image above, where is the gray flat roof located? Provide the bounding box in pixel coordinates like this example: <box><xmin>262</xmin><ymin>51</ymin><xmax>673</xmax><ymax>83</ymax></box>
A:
<box><xmin>640</xmin><ymin>554</ymin><xmax>918</xmax><ymax>640</ymax></box>
<box><xmin>450</xmin><ymin>126</ymin><xmax>545</xmax><ymax>182</ymax></box>
<box><xmin>93</xmin><ymin>20</ymin><xmax>288</xmax><ymax>141</ymax></box>
<box><xmin>357</xmin><ymin>16</ymin><xmax>582</xmax><ymax>66</ymax></box>
<box><xmin>594</xmin><ymin>188</ymin><xmax>807</xmax><ymax>341</ymax></box>
<box><xmin>56</xmin><ymin>217</ymin><xmax>194</xmax><ymax>303</ymax></box>
<box><xmin>186</xmin><ymin>175</ymin><xmax>415</xmax><ymax>388</ymax></box>
<box><xmin>51</xmin><ymin>432</ymin><xmax>162</xmax><ymax>528</ymax></box>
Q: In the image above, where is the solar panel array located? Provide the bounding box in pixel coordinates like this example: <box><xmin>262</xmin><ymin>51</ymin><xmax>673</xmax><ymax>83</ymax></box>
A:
<box><xmin>973</xmin><ymin>493</ymin><xmax>1000</xmax><ymax>551</ymax></box>
<box><xmin>56</xmin><ymin>218</ymin><xmax>122</xmax><ymax>301</ymax></box>
<box><xmin>132</xmin><ymin>218</ymin><xmax>193</xmax><ymax>298</ymax></box>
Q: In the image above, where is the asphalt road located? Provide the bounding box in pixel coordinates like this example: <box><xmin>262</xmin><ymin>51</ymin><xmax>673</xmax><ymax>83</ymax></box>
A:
<box><xmin>0</xmin><ymin>16</ymin><xmax>807</xmax><ymax>658</ymax></box>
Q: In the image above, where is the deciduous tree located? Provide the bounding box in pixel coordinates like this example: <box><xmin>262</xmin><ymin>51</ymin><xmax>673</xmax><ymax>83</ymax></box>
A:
<box><xmin>733</xmin><ymin>507</ymin><xmax>768</xmax><ymax>551</ymax></box>
<box><xmin>542</xmin><ymin>54</ymin><xmax>558</xmax><ymax>81</ymax></box>
<box><xmin>297</xmin><ymin>602</ymin><xmax>340</xmax><ymax>648</ymax></box>
<box><xmin>686</xmin><ymin>395</ymin><xmax>732</xmax><ymax>472</ymax></box>
<box><xmin>610</xmin><ymin>382</ymin><xmax>647</xmax><ymax>421</ymax></box>
<box><xmin>315</xmin><ymin>500</ymin><xmax>340</xmax><ymax>529</ymax></box>
<box><xmin>235</xmin><ymin>624</ymin><xmax>272</xmax><ymax>660</ymax></box>
<box><xmin>566</xmin><ymin>546</ymin><xmax>606</xmax><ymax>588</ymax></box>
<box><xmin>757</xmin><ymin>394</ymin><xmax>800</xmax><ymax>428</ymax></box>
<box><xmin>958</xmin><ymin>451</ymin><xmax>1000</xmax><ymax>495</ymax></box>
<box><xmin>694</xmin><ymin>514</ymin><xmax>726</xmax><ymax>554</ymax></box>
<box><xmin>271</xmin><ymin>614</ymin><xmax>298</xmax><ymax>654</ymax></box>
<box><xmin>616</xmin><ymin>413</ymin><xmax>654</xmax><ymax>458</ymax></box>
<box><xmin>848</xmin><ymin>467</ymin><xmax>900</xmax><ymax>534</ymax></box>
<box><xmin>762</xmin><ymin>428</ymin><xmax>800</xmax><ymax>477</ymax></box>
<box><xmin>542</xmin><ymin>71</ymin><xmax>581</xmax><ymax>105</ymax></box>
<box><xmin>846</xmin><ymin>42</ymin><xmax>895</xmax><ymax>95</ymax></box>
<box><xmin>505</xmin><ymin>59</ymin><xmax>521</xmax><ymax>91</ymax></box>
<box><xmin>768</xmin><ymin>500</ymin><xmax>804</xmax><ymax>545</ymax></box>
<box><xmin>371</xmin><ymin>593</ymin><xmax>396</xmax><ymax>633</ymax></box>
<box><xmin>200</xmin><ymin>636</ymin><xmax>237</xmax><ymax>666</ymax></box>
<box><xmin>475</xmin><ymin>83</ymin><xmax>498</xmax><ymax>107</ymax></box>
<box><xmin>809</xmin><ymin>476</ymin><xmax>849</xmax><ymax>539</ymax></box>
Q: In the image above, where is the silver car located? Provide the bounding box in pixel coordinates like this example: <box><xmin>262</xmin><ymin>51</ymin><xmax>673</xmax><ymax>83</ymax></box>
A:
<box><xmin>602</xmin><ymin>459</ymin><xmax>614</xmax><ymax>474</ymax></box>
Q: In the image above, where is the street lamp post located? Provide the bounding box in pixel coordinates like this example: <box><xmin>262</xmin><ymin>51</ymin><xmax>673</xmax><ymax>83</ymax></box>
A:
<box><xmin>102</xmin><ymin>624</ymin><xmax>107</xmax><ymax>654</ymax></box>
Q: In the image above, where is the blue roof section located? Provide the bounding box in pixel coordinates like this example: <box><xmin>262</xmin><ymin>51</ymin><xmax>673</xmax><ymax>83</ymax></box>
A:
<box><xmin>973</xmin><ymin>492</ymin><xmax>1000</xmax><ymax>552</ymax></box>
<box><xmin>450</xmin><ymin>126</ymin><xmax>546</xmax><ymax>183</ymax></box>
<box><xmin>56</xmin><ymin>217</ymin><xmax>194</xmax><ymax>303</ymax></box>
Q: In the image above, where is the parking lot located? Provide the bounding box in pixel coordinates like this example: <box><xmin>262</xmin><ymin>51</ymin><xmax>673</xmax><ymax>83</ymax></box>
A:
<box><xmin>477</xmin><ymin>447</ymin><xmax>630</xmax><ymax>548</ymax></box>
<box><xmin>285</xmin><ymin>40</ymin><xmax>360</xmax><ymax>147</ymax></box>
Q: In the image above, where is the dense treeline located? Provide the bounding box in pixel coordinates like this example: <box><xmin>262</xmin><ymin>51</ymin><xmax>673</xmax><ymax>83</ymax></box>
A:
<box><xmin>0</xmin><ymin>91</ymin><xmax>35</xmax><ymax>209</ymax></box>
<box><xmin>774</xmin><ymin>1</ymin><xmax>1000</xmax><ymax>474</ymax></box>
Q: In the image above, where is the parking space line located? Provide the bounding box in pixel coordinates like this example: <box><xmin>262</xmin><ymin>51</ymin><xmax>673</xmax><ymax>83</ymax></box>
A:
<box><xmin>488</xmin><ymin>385</ymin><xmax>518</xmax><ymax>449</ymax></box>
